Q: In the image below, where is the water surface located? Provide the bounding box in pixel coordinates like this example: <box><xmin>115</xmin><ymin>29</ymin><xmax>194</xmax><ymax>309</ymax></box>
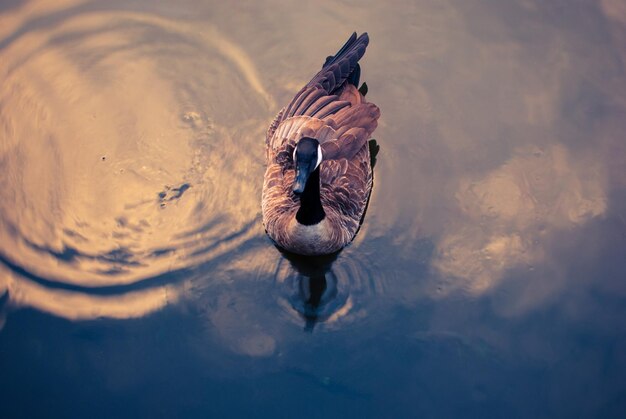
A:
<box><xmin>1</xmin><ymin>0</ymin><xmax>626</xmax><ymax>417</ymax></box>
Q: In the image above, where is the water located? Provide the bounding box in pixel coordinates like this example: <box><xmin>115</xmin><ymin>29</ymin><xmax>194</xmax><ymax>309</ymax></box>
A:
<box><xmin>1</xmin><ymin>0</ymin><xmax>625</xmax><ymax>417</ymax></box>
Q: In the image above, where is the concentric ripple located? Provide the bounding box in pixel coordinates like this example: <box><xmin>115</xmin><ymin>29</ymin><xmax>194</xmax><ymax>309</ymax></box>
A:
<box><xmin>0</xmin><ymin>2</ymin><xmax>272</xmax><ymax>321</ymax></box>
<box><xmin>270</xmin><ymin>246</ymin><xmax>388</xmax><ymax>331</ymax></box>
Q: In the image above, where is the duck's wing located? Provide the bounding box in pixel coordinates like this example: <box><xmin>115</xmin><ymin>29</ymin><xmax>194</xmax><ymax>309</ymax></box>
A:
<box><xmin>319</xmin><ymin>85</ymin><xmax>380</xmax><ymax>161</ymax></box>
<box><xmin>284</xmin><ymin>32</ymin><xmax>368</xmax><ymax>117</ymax></box>
<box><xmin>318</xmin><ymin>84</ymin><xmax>378</xmax><ymax>230</ymax></box>
<box><xmin>266</xmin><ymin>33</ymin><xmax>372</xmax><ymax>160</ymax></box>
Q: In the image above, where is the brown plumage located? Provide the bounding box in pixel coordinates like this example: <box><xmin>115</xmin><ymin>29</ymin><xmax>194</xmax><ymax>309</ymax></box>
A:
<box><xmin>262</xmin><ymin>32</ymin><xmax>380</xmax><ymax>255</ymax></box>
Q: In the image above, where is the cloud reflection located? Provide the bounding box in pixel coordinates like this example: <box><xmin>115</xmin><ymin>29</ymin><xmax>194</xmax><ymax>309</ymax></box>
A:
<box><xmin>433</xmin><ymin>144</ymin><xmax>607</xmax><ymax>294</ymax></box>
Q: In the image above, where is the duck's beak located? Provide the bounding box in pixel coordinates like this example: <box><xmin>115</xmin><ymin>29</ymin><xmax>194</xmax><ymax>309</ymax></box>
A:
<box><xmin>293</xmin><ymin>165</ymin><xmax>309</xmax><ymax>195</ymax></box>
<box><xmin>293</xmin><ymin>167</ymin><xmax>309</xmax><ymax>195</ymax></box>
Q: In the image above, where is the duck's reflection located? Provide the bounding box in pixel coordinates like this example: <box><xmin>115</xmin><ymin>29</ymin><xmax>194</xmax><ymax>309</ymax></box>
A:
<box><xmin>278</xmin><ymin>249</ymin><xmax>340</xmax><ymax>331</ymax></box>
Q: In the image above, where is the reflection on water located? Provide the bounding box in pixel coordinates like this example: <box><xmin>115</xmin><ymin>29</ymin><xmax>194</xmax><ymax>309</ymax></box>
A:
<box><xmin>277</xmin><ymin>251</ymin><xmax>341</xmax><ymax>331</ymax></box>
<box><xmin>434</xmin><ymin>143</ymin><xmax>607</xmax><ymax>295</ymax></box>
<box><xmin>0</xmin><ymin>0</ymin><xmax>270</xmax><ymax>320</ymax></box>
<box><xmin>1</xmin><ymin>0</ymin><xmax>622</xmax><ymax>324</ymax></box>
<box><xmin>1</xmin><ymin>0</ymin><xmax>626</xmax><ymax>416</ymax></box>
<box><xmin>274</xmin><ymin>249</ymin><xmax>384</xmax><ymax>331</ymax></box>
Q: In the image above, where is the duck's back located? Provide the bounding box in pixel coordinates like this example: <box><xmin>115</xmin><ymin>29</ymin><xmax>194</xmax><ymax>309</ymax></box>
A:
<box><xmin>262</xmin><ymin>33</ymin><xmax>380</xmax><ymax>255</ymax></box>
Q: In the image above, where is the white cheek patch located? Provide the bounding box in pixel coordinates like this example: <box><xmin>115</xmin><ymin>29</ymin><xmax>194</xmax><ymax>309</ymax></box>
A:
<box><xmin>315</xmin><ymin>144</ymin><xmax>323</xmax><ymax>169</ymax></box>
<box><xmin>292</xmin><ymin>146</ymin><xmax>297</xmax><ymax>163</ymax></box>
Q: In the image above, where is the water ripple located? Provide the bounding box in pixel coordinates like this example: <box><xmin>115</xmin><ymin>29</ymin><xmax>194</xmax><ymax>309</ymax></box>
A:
<box><xmin>0</xmin><ymin>3</ymin><xmax>272</xmax><ymax>321</ymax></box>
<box><xmin>270</xmin><ymin>248</ymin><xmax>387</xmax><ymax>331</ymax></box>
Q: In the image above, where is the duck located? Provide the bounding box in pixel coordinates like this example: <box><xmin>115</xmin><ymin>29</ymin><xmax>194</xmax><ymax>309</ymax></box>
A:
<box><xmin>262</xmin><ymin>32</ymin><xmax>380</xmax><ymax>256</ymax></box>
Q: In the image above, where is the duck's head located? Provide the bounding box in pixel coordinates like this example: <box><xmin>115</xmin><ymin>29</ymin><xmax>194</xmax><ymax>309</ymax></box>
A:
<box><xmin>292</xmin><ymin>137</ymin><xmax>323</xmax><ymax>195</ymax></box>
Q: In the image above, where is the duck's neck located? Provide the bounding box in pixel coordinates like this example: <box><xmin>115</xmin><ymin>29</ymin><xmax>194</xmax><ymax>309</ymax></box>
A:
<box><xmin>296</xmin><ymin>168</ymin><xmax>325</xmax><ymax>226</ymax></box>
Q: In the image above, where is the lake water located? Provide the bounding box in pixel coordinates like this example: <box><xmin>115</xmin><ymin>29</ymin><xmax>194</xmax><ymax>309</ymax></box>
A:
<box><xmin>1</xmin><ymin>0</ymin><xmax>626</xmax><ymax>417</ymax></box>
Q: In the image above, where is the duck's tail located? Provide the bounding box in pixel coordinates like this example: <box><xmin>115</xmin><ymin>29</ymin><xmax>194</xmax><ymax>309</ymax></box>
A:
<box><xmin>277</xmin><ymin>33</ymin><xmax>371</xmax><ymax>126</ymax></box>
<box><xmin>309</xmin><ymin>32</ymin><xmax>369</xmax><ymax>95</ymax></box>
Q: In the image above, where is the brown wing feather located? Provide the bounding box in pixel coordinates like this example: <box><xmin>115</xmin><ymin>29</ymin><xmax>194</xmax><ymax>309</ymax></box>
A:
<box><xmin>269</xmin><ymin>87</ymin><xmax>378</xmax><ymax>157</ymax></box>
<box><xmin>319</xmin><ymin>143</ymin><xmax>373</xmax><ymax>240</ymax></box>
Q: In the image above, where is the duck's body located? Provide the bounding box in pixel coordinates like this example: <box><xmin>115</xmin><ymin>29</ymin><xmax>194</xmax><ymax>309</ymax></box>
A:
<box><xmin>262</xmin><ymin>33</ymin><xmax>380</xmax><ymax>255</ymax></box>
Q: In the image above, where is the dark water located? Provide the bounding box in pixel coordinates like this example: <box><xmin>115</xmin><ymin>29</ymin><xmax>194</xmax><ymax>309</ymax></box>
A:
<box><xmin>1</xmin><ymin>0</ymin><xmax>626</xmax><ymax>417</ymax></box>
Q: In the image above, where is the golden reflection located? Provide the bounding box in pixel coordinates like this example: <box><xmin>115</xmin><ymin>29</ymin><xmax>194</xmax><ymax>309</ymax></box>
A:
<box><xmin>1</xmin><ymin>265</ymin><xmax>181</xmax><ymax>320</ymax></box>
<box><xmin>433</xmin><ymin>144</ymin><xmax>607</xmax><ymax>294</ymax></box>
<box><xmin>0</xmin><ymin>0</ymin><xmax>271</xmax><ymax>321</ymax></box>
